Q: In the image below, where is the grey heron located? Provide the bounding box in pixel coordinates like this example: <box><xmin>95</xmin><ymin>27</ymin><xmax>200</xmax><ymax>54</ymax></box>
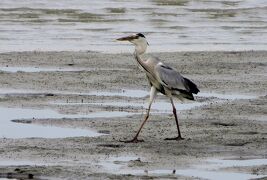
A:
<box><xmin>117</xmin><ymin>33</ymin><xmax>199</xmax><ymax>143</ymax></box>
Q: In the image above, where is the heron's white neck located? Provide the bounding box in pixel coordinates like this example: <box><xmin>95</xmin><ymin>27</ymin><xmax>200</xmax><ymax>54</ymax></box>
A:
<box><xmin>135</xmin><ymin>44</ymin><xmax>147</xmax><ymax>55</ymax></box>
<box><xmin>134</xmin><ymin>46</ymin><xmax>149</xmax><ymax>72</ymax></box>
<box><xmin>132</xmin><ymin>37</ymin><xmax>149</xmax><ymax>70</ymax></box>
<box><xmin>133</xmin><ymin>38</ymin><xmax>148</xmax><ymax>56</ymax></box>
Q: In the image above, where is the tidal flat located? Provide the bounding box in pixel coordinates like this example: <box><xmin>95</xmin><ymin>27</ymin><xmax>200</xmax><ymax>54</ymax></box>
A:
<box><xmin>0</xmin><ymin>51</ymin><xmax>266</xmax><ymax>179</ymax></box>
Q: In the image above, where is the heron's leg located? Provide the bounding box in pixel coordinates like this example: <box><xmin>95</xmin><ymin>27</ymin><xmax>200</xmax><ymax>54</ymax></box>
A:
<box><xmin>121</xmin><ymin>86</ymin><xmax>157</xmax><ymax>143</ymax></box>
<box><xmin>165</xmin><ymin>97</ymin><xmax>184</xmax><ymax>141</ymax></box>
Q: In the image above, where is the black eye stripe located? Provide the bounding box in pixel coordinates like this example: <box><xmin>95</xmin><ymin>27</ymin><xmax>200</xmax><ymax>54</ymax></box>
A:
<box><xmin>137</xmin><ymin>33</ymin><xmax>145</xmax><ymax>38</ymax></box>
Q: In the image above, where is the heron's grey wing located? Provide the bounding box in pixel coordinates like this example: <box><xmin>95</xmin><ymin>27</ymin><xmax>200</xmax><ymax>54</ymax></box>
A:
<box><xmin>155</xmin><ymin>63</ymin><xmax>187</xmax><ymax>91</ymax></box>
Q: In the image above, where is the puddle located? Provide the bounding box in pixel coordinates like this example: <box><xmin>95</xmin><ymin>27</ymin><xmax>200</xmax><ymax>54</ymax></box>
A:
<box><xmin>0</xmin><ymin>160</ymin><xmax>43</xmax><ymax>166</ymax></box>
<box><xmin>87</xmin><ymin>89</ymin><xmax>149</xmax><ymax>98</ymax></box>
<box><xmin>0</xmin><ymin>66</ymin><xmax>86</xmax><ymax>73</ymax></box>
<box><xmin>142</xmin><ymin>101</ymin><xmax>206</xmax><ymax>111</ymax></box>
<box><xmin>99</xmin><ymin>155</ymin><xmax>139</xmax><ymax>172</ymax></box>
<box><xmin>54</xmin><ymin>90</ymin><xmax>258</xmax><ymax>113</ymax></box>
<box><xmin>0</xmin><ymin>88</ymin><xmax>148</xmax><ymax>98</ymax></box>
<box><xmin>198</xmin><ymin>92</ymin><xmax>257</xmax><ymax>100</ymax></box>
<box><xmin>62</xmin><ymin>100</ymin><xmax>208</xmax><ymax>112</ymax></box>
<box><xmin>0</xmin><ymin>88</ymin><xmax>259</xmax><ymax>100</ymax></box>
<box><xmin>69</xmin><ymin>90</ymin><xmax>259</xmax><ymax>100</ymax></box>
<box><xmin>171</xmin><ymin>158</ymin><xmax>267</xmax><ymax>180</ymax></box>
<box><xmin>173</xmin><ymin>169</ymin><xmax>265</xmax><ymax>180</ymax></box>
<box><xmin>0</xmin><ymin>107</ymin><xmax>132</xmax><ymax>138</ymax></box>
<box><xmin>0</xmin><ymin>66</ymin><xmax>128</xmax><ymax>73</ymax></box>
<box><xmin>0</xmin><ymin>89</ymin><xmax>260</xmax><ymax>138</ymax></box>
<box><xmin>98</xmin><ymin>157</ymin><xmax>267</xmax><ymax>180</ymax></box>
<box><xmin>117</xmin><ymin>169</ymin><xmax>265</xmax><ymax>180</ymax></box>
<box><xmin>207</xmin><ymin>158</ymin><xmax>267</xmax><ymax>168</ymax></box>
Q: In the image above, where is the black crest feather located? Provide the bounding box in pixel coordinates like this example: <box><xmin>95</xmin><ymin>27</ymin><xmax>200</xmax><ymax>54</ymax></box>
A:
<box><xmin>137</xmin><ymin>33</ymin><xmax>146</xmax><ymax>38</ymax></box>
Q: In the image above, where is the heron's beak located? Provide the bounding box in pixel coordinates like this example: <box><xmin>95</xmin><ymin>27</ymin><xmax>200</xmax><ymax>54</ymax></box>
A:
<box><xmin>116</xmin><ymin>35</ymin><xmax>137</xmax><ymax>42</ymax></box>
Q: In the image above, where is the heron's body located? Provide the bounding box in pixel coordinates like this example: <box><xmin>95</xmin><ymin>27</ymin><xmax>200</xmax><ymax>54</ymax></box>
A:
<box><xmin>117</xmin><ymin>33</ymin><xmax>199</xmax><ymax>143</ymax></box>
<box><xmin>135</xmin><ymin>53</ymin><xmax>199</xmax><ymax>100</ymax></box>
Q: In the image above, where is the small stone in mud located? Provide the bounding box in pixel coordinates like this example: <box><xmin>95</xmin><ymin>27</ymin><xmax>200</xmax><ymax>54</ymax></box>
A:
<box><xmin>131</xmin><ymin>158</ymin><xmax>141</xmax><ymax>162</ymax></box>
<box><xmin>98</xmin><ymin>130</ymin><xmax>110</xmax><ymax>134</ymax></box>
<box><xmin>14</xmin><ymin>168</ymin><xmax>21</xmax><ymax>172</ymax></box>
<box><xmin>212</xmin><ymin>122</ymin><xmax>236</xmax><ymax>126</ymax></box>
<box><xmin>226</xmin><ymin>142</ymin><xmax>250</xmax><ymax>146</ymax></box>
<box><xmin>128</xmin><ymin>158</ymin><xmax>148</xmax><ymax>167</ymax></box>
<box><xmin>28</xmin><ymin>173</ymin><xmax>34</xmax><ymax>179</ymax></box>
<box><xmin>7</xmin><ymin>172</ymin><xmax>13</xmax><ymax>178</ymax></box>
<box><xmin>11</xmin><ymin>119</ymin><xmax>32</xmax><ymax>124</ymax></box>
<box><xmin>97</xmin><ymin>144</ymin><xmax>124</xmax><ymax>148</ymax></box>
<box><xmin>45</xmin><ymin>93</ymin><xmax>55</xmax><ymax>96</ymax></box>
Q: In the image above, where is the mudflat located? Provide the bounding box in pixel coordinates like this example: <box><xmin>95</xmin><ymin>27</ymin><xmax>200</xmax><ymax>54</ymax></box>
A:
<box><xmin>0</xmin><ymin>51</ymin><xmax>266</xmax><ymax>179</ymax></box>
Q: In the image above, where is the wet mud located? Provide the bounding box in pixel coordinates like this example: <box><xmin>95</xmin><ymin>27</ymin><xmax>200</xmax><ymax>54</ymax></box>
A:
<box><xmin>0</xmin><ymin>51</ymin><xmax>266</xmax><ymax>179</ymax></box>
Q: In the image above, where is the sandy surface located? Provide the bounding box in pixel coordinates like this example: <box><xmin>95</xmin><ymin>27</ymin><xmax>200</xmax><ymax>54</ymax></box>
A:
<box><xmin>0</xmin><ymin>51</ymin><xmax>266</xmax><ymax>179</ymax></box>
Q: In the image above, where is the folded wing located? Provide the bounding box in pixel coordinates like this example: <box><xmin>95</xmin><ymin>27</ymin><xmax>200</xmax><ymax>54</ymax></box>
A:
<box><xmin>155</xmin><ymin>63</ymin><xmax>199</xmax><ymax>100</ymax></box>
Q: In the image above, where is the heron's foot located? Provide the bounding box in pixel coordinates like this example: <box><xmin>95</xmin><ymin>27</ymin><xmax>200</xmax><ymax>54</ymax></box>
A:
<box><xmin>164</xmin><ymin>136</ymin><xmax>184</xmax><ymax>141</ymax></box>
<box><xmin>120</xmin><ymin>137</ymin><xmax>144</xmax><ymax>143</ymax></box>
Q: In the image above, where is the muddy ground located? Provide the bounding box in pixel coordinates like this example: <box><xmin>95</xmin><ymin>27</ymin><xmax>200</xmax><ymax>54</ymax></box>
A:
<box><xmin>0</xmin><ymin>51</ymin><xmax>266</xmax><ymax>179</ymax></box>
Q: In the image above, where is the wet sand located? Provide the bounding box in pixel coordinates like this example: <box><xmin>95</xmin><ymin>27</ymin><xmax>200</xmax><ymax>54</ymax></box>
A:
<box><xmin>0</xmin><ymin>51</ymin><xmax>266</xmax><ymax>179</ymax></box>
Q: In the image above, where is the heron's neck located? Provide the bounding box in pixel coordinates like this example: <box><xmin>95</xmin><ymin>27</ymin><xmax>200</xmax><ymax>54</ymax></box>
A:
<box><xmin>134</xmin><ymin>49</ymin><xmax>149</xmax><ymax>71</ymax></box>
<box><xmin>134</xmin><ymin>42</ymin><xmax>147</xmax><ymax>55</ymax></box>
<box><xmin>133</xmin><ymin>41</ymin><xmax>149</xmax><ymax>70</ymax></box>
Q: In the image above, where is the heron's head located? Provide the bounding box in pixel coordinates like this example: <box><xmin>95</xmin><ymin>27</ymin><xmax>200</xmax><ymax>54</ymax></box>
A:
<box><xmin>116</xmin><ymin>33</ymin><xmax>149</xmax><ymax>54</ymax></box>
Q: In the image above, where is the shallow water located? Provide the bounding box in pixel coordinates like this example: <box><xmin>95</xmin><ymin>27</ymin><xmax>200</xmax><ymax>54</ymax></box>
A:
<box><xmin>198</xmin><ymin>92</ymin><xmax>257</xmax><ymax>100</ymax></box>
<box><xmin>99</xmin><ymin>155</ymin><xmax>139</xmax><ymax>172</ymax></box>
<box><xmin>0</xmin><ymin>89</ymin><xmax>260</xmax><ymax>138</ymax></box>
<box><xmin>87</xmin><ymin>89</ymin><xmax>149</xmax><ymax>98</ymax></box>
<box><xmin>54</xmin><ymin>89</ymin><xmax>258</xmax><ymax>113</ymax></box>
<box><xmin>0</xmin><ymin>107</ymin><xmax>133</xmax><ymax>138</ymax></box>
<box><xmin>0</xmin><ymin>66</ymin><xmax>86</xmax><ymax>73</ymax></box>
<box><xmin>0</xmin><ymin>66</ymin><xmax>128</xmax><ymax>73</ymax></box>
<box><xmin>0</xmin><ymin>88</ymin><xmax>147</xmax><ymax>97</ymax></box>
<box><xmin>99</xmin><ymin>157</ymin><xmax>267</xmax><ymax>180</ymax></box>
<box><xmin>0</xmin><ymin>0</ymin><xmax>266</xmax><ymax>53</ymax></box>
<box><xmin>172</xmin><ymin>158</ymin><xmax>267</xmax><ymax>180</ymax></box>
<box><xmin>0</xmin><ymin>88</ymin><xmax>259</xmax><ymax>100</ymax></box>
<box><xmin>133</xmin><ymin>169</ymin><xmax>265</xmax><ymax>180</ymax></box>
<box><xmin>75</xmin><ymin>101</ymin><xmax>207</xmax><ymax>112</ymax></box>
<box><xmin>173</xmin><ymin>169</ymin><xmax>265</xmax><ymax>180</ymax></box>
<box><xmin>85</xmin><ymin>90</ymin><xmax>259</xmax><ymax>100</ymax></box>
<box><xmin>207</xmin><ymin>158</ymin><xmax>267</xmax><ymax>168</ymax></box>
<box><xmin>0</xmin><ymin>160</ymin><xmax>43</xmax><ymax>166</ymax></box>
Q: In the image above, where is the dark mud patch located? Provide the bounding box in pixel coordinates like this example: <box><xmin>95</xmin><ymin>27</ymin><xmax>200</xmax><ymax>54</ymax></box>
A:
<box><xmin>225</xmin><ymin>142</ymin><xmax>251</xmax><ymax>147</ymax></box>
<box><xmin>97</xmin><ymin>130</ymin><xmax>111</xmax><ymax>134</ymax></box>
<box><xmin>12</xmin><ymin>119</ymin><xmax>32</xmax><ymax>124</ymax></box>
<box><xmin>236</xmin><ymin>131</ymin><xmax>259</xmax><ymax>135</ymax></box>
<box><xmin>97</xmin><ymin>144</ymin><xmax>125</xmax><ymax>148</ymax></box>
<box><xmin>0</xmin><ymin>170</ymin><xmax>35</xmax><ymax>179</ymax></box>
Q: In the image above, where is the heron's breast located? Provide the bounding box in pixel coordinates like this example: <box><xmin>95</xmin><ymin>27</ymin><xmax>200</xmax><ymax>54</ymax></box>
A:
<box><xmin>146</xmin><ymin>73</ymin><xmax>165</xmax><ymax>95</ymax></box>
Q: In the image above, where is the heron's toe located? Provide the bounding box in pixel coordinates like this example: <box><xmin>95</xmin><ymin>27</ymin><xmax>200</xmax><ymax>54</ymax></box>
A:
<box><xmin>164</xmin><ymin>136</ymin><xmax>184</xmax><ymax>141</ymax></box>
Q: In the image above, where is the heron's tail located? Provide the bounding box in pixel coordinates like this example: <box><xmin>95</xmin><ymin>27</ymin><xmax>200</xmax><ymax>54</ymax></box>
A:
<box><xmin>173</xmin><ymin>89</ymin><xmax>195</xmax><ymax>101</ymax></box>
<box><xmin>183</xmin><ymin>77</ymin><xmax>200</xmax><ymax>94</ymax></box>
<box><xmin>172</xmin><ymin>77</ymin><xmax>200</xmax><ymax>101</ymax></box>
